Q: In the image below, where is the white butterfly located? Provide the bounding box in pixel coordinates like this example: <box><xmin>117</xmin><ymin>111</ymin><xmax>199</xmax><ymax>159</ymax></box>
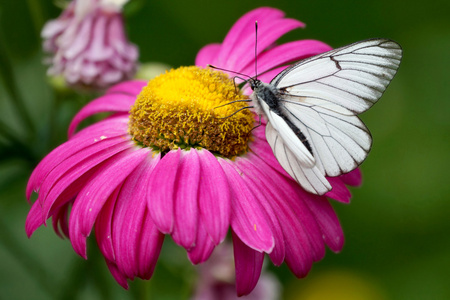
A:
<box><xmin>248</xmin><ymin>38</ymin><xmax>402</xmax><ymax>195</ymax></box>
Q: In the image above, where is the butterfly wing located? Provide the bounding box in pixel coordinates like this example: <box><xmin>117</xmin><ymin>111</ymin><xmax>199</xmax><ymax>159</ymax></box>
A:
<box><xmin>271</xmin><ymin>39</ymin><xmax>402</xmax><ymax>114</ymax></box>
<box><xmin>265</xmin><ymin>119</ymin><xmax>332</xmax><ymax>195</ymax></box>
<box><xmin>280</xmin><ymin>99</ymin><xmax>371</xmax><ymax>177</ymax></box>
<box><xmin>264</xmin><ymin>39</ymin><xmax>402</xmax><ymax>194</ymax></box>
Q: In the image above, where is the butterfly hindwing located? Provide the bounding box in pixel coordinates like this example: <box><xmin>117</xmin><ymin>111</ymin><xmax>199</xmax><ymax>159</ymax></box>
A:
<box><xmin>260</xmin><ymin>100</ymin><xmax>316</xmax><ymax>168</ymax></box>
<box><xmin>265</xmin><ymin>121</ymin><xmax>332</xmax><ymax>195</ymax></box>
<box><xmin>280</xmin><ymin>98</ymin><xmax>371</xmax><ymax>177</ymax></box>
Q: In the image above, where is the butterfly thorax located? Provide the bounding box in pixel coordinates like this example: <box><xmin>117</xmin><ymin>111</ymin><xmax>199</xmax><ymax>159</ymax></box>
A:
<box><xmin>250</xmin><ymin>78</ymin><xmax>315</xmax><ymax>156</ymax></box>
<box><xmin>249</xmin><ymin>79</ymin><xmax>282</xmax><ymax>115</ymax></box>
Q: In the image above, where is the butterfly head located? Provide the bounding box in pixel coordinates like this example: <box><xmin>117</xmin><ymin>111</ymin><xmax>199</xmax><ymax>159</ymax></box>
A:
<box><xmin>248</xmin><ymin>78</ymin><xmax>262</xmax><ymax>91</ymax></box>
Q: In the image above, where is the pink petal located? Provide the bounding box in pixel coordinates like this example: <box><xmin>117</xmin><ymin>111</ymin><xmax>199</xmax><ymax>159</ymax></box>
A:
<box><xmin>147</xmin><ymin>149</ymin><xmax>180</xmax><ymax>234</ymax></box>
<box><xmin>44</xmin><ymin>167</ymin><xmax>98</xmax><ymax>225</ymax></box>
<box><xmin>136</xmin><ymin>212</ymin><xmax>164</xmax><ymax>280</ymax></box>
<box><xmin>64</xmin><ymin>13</ymin><xmax>92</xmax><ymax>59</ymax></box>
<box><xmin>69</xmin><ymin>114</ymin><xmax>128</xmax><ymax>139</ymax></box>
<box><xmin>38</xmin><ymin>137</ymin><xmax>130</xmax><ymax>206</ymax></box>
<box><xmin>106</xmin><ymin>259</ymin><xmax>129</xmax><ymax>289</ymax></box>
<box><xmin>106</xmin><ymin>80</ymin><xmax>146</xmax><ymax>96</ymax></box>
<box><xmin>254</xmin><ymin>65</ymin><xmax>287</xmax><ymax>84</ymax></box>
<box><xmin>27</xmin><ymin>116</ymin><xmax>128</xmax><ymax>200</ymax></box>
<box><xmin>68</xmin><ymin>93</ymin><xmax>136</xmax><ymax>137</ymax></box>
<box><xmin>51</xmin><ymin>202</ymin><xmax>71</xmax><ymax>239</ymax></box>
<box><xmin>303</xmin><ymin>195</ymin><xmax>345</xmax><ymax>252</ymax></box>
<box><xmin>108</xmin><ymin>15</ymin><xmax>138</xmax><ymax>60</ymax></box>
<box><xmin>217</xmin><ymin>7</ymin><xmax>285</xmax><ymax>68</ymax></box>
<box><xmin>100</xmin><ymin>69</ymin><xmax>123</xmax><ymax>85</ymax></box>
<box><xmin>245</xmin><ymin>159</ymin><xmax>316</xmax><ymax>275</ymax></box>
<box><xmin>86</xmin><ymin>14</ymin><xmax>114</xmax><ymax>61</ymax></box>
<box><xmin>219</xmin><ymin>159</ymin><xmax>274</xmax><ymax>253</ymax></box>
<box><xmin>69</xmin><ymin>148</ymin><xmax>149</xmax><ymax>258</ymax></box>
<box><xmin>111</xmin><ymin>156</ymin><xmax>164</xmax><ymax>279</ymax></box>
<box><xmin>325</xmin><ymin>176</ymin><xmax>352</xmax><ymax>203</ymax></box>
<box><xmin>40</xmin><ymin>140</ymin><xmax>133</xmax><ymax>221</ymax></box>
<box><xmin>241</xmin><ymin>40</ymin><xmax>332</xmax><ymax>76</ymax></box>
<box><xmin>195</xmin><ymin>43</ymin><xmax>221</xmax><ymax>67</ymax></box>
<box><xmin>172</xmin><ymin>149</ymin><xmax>200</xmax><ymax>249</ymax></box>
<box><xmin>187</xmin><ymin>221</ymin><xmax>216</xmax><ymax>265</ymax></box>
<box><xmin>340</xmin><ymin>168</ymin><xmax>362</xmax><ymax>187</ymax></box>
<box><xmin>234</xmin><ymin>157</ymin><xmax>286</xmax><ymax>265</ymax></box>
<box><xmin>95</xmin><ymin>186</ymin><xmax>122</xmax><ymax>262</ymax></box>
<box><xmin>245</xmin><ymin>152</ymin><xmax>327</xmax><ymax>266</ymax></box>
<box><xmin>25</xmin><ymin>201</ymin><xmax>46</xmax><ymax>238</ymax></box>
<box><xmin>232</xmin><ymin>231</ymin><xmax>264</xmax><ymax>297</ymax></box>
<box><xmin>197</xmin><ymin>150</ymin><xmax>231</xmax><ymax>245</ymax></box>
<box><xmin>41</xmin><ymin>19</ymin><xmax>68</xmax><ymax>40</ymax></box>
<box><xmin>232</xmin><ymin>18</ymin><xmax>304</xmax><ymax>74</ymax></box>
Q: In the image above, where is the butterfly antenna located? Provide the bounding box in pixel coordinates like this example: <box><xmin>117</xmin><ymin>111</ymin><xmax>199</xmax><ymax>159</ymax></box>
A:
<box><xmin>254</xmin><ymin>21</ymin><xmax>258</xmax><ymax>80</ymax></box>
<box><xmin>207</xmin><ymin>64</ymin><xmax>252</xmax><ymax>80</ymax></box>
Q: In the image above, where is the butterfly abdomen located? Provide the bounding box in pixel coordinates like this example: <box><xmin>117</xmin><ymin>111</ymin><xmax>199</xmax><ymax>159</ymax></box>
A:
<box><xmin>280</xmin><ymin>115</ymin><xmax>313</xmax><ymax>156</ymax></box>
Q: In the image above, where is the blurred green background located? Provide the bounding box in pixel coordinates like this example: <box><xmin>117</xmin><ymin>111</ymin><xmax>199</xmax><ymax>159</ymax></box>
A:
<box><xmin>0</xmin><ymin>0</ymin><xmax>449</xmax><ymax>299</ymax></box>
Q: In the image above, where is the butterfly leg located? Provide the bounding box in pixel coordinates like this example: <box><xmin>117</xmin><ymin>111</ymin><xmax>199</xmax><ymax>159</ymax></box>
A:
<box><xmin>213</xmin><ymin>99</ymin><xmax>252</xmax><ymax>110</ymax></box>
<box><xmin>247</xmin><ymin>114</ymin><xmax>262</xmax><ymax>137</ymax></box>
<box><xmin>217</xmin><ymin>106</ymin><xmax>254</xmax><ymax>119</ymax></box>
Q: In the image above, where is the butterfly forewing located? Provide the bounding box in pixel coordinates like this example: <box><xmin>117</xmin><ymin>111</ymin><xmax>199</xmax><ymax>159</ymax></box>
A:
<box><xmin>271</xmin><ymin>39</ymin><xmax>402</xmax><ymax>114</ymax></box>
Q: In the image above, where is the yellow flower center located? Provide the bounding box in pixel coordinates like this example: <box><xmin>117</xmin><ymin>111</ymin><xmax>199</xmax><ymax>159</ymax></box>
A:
<box><xmin>128</xmin><ymin>66</ymin><xmax>254</xmax><ymax>157</ymax></box>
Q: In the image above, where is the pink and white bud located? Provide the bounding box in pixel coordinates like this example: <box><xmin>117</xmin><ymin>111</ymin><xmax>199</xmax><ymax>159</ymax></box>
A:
<box><xmin>42</xmin><ymin>0</ymin><xmax>138</xmax><ymax>89</ymax></box>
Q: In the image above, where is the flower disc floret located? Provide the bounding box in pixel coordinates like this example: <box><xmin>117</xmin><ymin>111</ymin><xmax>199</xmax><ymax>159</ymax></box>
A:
<box><xmin>129</xmin><ymin>66</ymin><xmax>254</xmax><ymax>157</ymax></box>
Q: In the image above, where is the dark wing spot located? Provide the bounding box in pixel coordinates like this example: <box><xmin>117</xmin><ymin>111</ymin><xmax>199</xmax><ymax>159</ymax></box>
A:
<box><xmin>330</xmin><ymin>56</ymin><xmax>342</xmax><ymax>70</ymax></box>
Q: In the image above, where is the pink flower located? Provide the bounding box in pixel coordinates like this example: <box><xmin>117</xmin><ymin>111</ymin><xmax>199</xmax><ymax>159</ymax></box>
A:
<box><xmin>42</xmin><ymin>0</ymin><xmax>138</xmax><ymax>89</ymax></box>
<box><xmin>192</xmin><ymin>242</ymin><xmax>281</xmax><ymax>300</ymax></box>
<box><xmin>27</xmin><ymin>7</ymin><xmax>362</xmax><ymax>296</ymax></box>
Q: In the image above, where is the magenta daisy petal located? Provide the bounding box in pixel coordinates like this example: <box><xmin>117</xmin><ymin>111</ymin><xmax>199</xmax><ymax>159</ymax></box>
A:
<box><xmin>147</xmin><ymin>149</ymin><xmax>179</xmax><ymax>234</ymax></box>
<box><xmin>197</xmin><ymin>150</ymin><xmax>230</xmax><ymax>246</ymax></box>
<box><xmin>187</xmin><ymin>222</ymin><xmax>216</xmax><ymax>264</ymax></box>
<box><xmin>106</xmin><ymin>80</ymin><xmax>147</xmax><ymax>95</ymax></box>
<box><xmin>51</xmin><ymin>202</ymin><xmax>71</xmax><ymax>238</ymax></box>
<box><xmin>69</xmin><ymin>148</ymin><xmax>149</xmax><ymax>258</ymax></box>
<box><xmin>230</xmin><ymin>158</ymin><xmax>287</xmax><ymax>256</ymax></box>
<box><xmin>194</xmin><ymin>44</ymin><xmax>221</xmax><ymax>67</ymax></box>
<box><xmin>232</xmin><ymin>231</ymin><xmax>265</xmax><ymax>296</ymax></box>
<box><xmin>240</xmin><ymin>40</ymin><xmax>332</xmax><ymax>76</ymax></box>
<box><xmin>220</xmin><ymin>159</ymin><xmax>275</xmax><ymax>253</ymax></box>
<box><xmin>27</xmin><ymin>7</ymin><xmax>363</xmax><ymax>296</ymax></box>
<box><xmin>172</xmin><ymin>149</ymin><xmax>201</xmax><ymax>249</ymax></box>
<box><xmin>110</xmin><ymin>158</ymin><xmax>163</xmax><ymax>279</ymax></box>
<box><xmin>304</xmin><ymin>195</ymin><xmax>345</xmax><ymax>252</ymax></box>
<box><xmin>68</xmin><ymin>93</ymin><xmax>137</xmax><ymax>137</ymax></box>
<box><xmin>340</xmin><ymin>168</ymin><xmax>363</xmax><ymax>187</ymax></box>
<box><xmin>95</xmin><ymin>185</ymin><xmax>121</xmax><ymax>263</ymax></box>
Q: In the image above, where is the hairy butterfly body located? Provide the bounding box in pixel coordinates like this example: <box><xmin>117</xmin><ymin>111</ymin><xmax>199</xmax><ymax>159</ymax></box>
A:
<box><xmin>249</xmin><ymin>38</ymin><xmax>402</xmax><ymax>195</ymax></box>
